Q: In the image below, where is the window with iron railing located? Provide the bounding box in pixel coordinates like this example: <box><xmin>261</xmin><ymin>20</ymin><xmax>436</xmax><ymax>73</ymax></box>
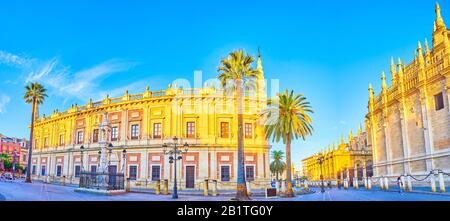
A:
<box><xmin>153</xmin><ymin>123</ymin><xmax>162</xmax><ymax>139</ymax></box>
<box><xmin>244</xmin><ymin>123</ymin><xmax>253</xmax><ymax>139</ymax></box>
<box><xmin>131</xmin><ymin>124</ymin><xmax>140</xmax><ymax>140</ymax></box>
<box><xmin>220</xmin><ymin>122</ymin><xmax>229</xmax><ymax>138</ymax></box>
<box><xmin>221</xmin><ymin>165</ymin><xmax>230</xmax><ymax>181</ymax></box>
<box><xmin>92</xmin><ymin>129</ymin><xmax>99</xmax><ymax>143</ymax></box>
<box><xmin>151</xmin><ymin>165</ymin><xmax>161</xmax><ymax>181</ymax></box>
<box><xmin>186</xmin><ymin>122</ymin><xmax>195</xmax><ymax>138</ymax></box>
<box><xmin>111</xmin><ymin>127</ymin><xmax>118</xmax><ymax>141</ymax></box>
<box><xmin>77</xmin><ymin>131</ymin><xmax>84</xmax><ymax>144</ymax></box>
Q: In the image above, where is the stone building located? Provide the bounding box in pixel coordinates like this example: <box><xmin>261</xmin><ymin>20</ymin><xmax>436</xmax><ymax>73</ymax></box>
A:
<box><xmin>30</xmin><ymin>52</ymin><xmax>271</xmax><ymax>190</ymax></box>
<box><xmin>366</xmin><ymin>3</ymin><xmax>450</xmax><ymax>178</ymax></box>
<box><xmin>301</xmin><ymin>125</ymin><xmax>373</xmax><ymax>184</ymax></box>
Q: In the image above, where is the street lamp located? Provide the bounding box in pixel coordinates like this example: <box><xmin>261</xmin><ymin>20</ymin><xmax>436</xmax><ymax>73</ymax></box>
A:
<box><xmin>108</xmin><ymin>143</ymin><xmax>113</xmax><ymax>171</ymax></box>
<box><xmin>12</xmin><ymin>150</ymin><xmax>17</xmax><ymax>180</ymax></box>
<box><xmin>317</xmin><ymin>154</ymin><xmax>325</xmax><ymax>193</ymax></box>
<box><xmin>97</xmin><ymin>150</ymin><xmax>101</xmax><ymax>171</ymax></box>
<box><xmin>162</xmin><ymin>136</ymin><xmax>189</xmax><ymax>199</ymax></box>
<box><xmin>121</xmin><ymin>149</ymin><xmax>127</xmax><ymax>174</ymax></box>
<box><xmin>80</xmin><ymin>145</ymin><xmax>85</xmax><ymax>172</ymax></box>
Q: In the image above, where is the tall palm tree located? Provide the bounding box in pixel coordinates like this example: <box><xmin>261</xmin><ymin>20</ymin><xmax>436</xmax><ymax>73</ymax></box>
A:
<box><xmin>24</xmin><ymin>82</ymin><xmax>47</xmax><ymax>183</ymax></box>
<box><xmin>263</xmin><ymin>89</ymin><xmax>313</xmax><ymax>197</ymax></box>
<box><xmin>269</xmin><ymin>150</ymin><xmax>286</xmax><ymax>181</ymax></box>
<box><xmin>217</xmin><ymin>49</ymin><xmax>259</xmax><ymax>200</ymax></box>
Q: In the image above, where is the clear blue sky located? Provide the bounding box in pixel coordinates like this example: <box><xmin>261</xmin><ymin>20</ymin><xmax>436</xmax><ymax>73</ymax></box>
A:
<box><xmin>0</xmin><ymin>0</ymin><xmax>448</xmax><ymax>169</ymax></box>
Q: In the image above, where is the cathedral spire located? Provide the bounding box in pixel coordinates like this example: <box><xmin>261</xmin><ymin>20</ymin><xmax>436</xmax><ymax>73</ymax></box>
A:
<box><xmin>424</xmin><ymin>38</ymin><xmax>430</xmax><ymax>53</ymax></box>
<box><xmin>358</xmin><ymin>123</ymin><xmax>363</xmax><ymax>136</ymax></box>
<box><xmin>390</xmin><ymin>57</ymin><xmax>397</xmax><ymax>85</ymax></box>
<box><xmin>418</xmin><ymin>41</ymin><xmax>425</xmax><ymax>68</ymax></box>
<box><xmin>381</xmin><ymin>71</ymin><xmax>387</xmax><ymax>92</ymax></box>
<box><xmin>257</xmin><ymin>47</ymin><xmax>264</xmax><ymax>78</ymax></box>
<box><xmin>435</xmin><ymin>1</ymin><xmax>446</xmax><ymax>28</ymax></box>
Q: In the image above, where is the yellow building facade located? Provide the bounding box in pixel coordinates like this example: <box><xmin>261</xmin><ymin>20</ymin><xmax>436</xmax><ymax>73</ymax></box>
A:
<box><xmin>30</xmin><ymin>53</ymin><xmax>271</xmax><ymax>190</ymax></box>
<box><xmin>302</xmin><ymin>125</ymin><xmax>373</xmax><ymax>183</ymax></box>
<box><xmin>366</xmin><ymin>3</ymin><xmax>450</xmax><ymax>178</ymax></box>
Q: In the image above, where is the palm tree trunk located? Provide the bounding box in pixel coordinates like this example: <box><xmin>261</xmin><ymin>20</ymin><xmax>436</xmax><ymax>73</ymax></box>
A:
<box><xmin>285</xmin><ymin>133</ymin><xmax>295</xmax><ymax>197</ymax></box>
<box><xmin>25</xmin><ymin>100</ymin><xmax>36</xmax><ymax>183</ymax></box>
<box><xmin>276</xmin><ymin>172</ymin><xmax>279</xmax><ymax>181</ymax></box>
<box><xmin>234</xmin><ymin>79</ymin><xmax>249</xmax><ymax>200</ymax></box>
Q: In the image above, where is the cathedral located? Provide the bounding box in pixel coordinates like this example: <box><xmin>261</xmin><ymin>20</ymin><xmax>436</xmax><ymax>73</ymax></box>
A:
<box><xmin>301</xmin><ymin>125</ymin><xmax>373</xmax><ymax>183</ymax></box>
<box><xmin>366</xmin><ymin>3</ymin><xmax>450</xmax><ymax>178</ymax></box>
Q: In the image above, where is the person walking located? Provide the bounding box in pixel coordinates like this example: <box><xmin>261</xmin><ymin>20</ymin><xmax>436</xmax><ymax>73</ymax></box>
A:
<box><xmin>397</xmin><ymin>176</ymin><xmax>403</xmax><ymax>194</ymax></box>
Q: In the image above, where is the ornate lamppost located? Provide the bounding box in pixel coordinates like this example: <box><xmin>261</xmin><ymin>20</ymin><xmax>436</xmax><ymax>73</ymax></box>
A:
<box><xmin>12</xmin><ymin>150</ymin><xmax>17</xmax><ymax>180</ymax></box>
<box><xmin>80</xmin><ymin>145</ymin><xmax>85</xmax><ymax>172</ymax></box>
<box><xmin>317</xmin><ymin>154</ymin><xmax>325</xmax><ymax>193</ymax></box>
<box><xmin>97</xmin><ymin>150</ymin><xmax>101</xmax><ymax>170</ymax></box>
<box><xmin>121</xmin><ymin>149</ymin><xmax>127</xmax><ymax>174</ymax></box>
<box><xmin>108</xmin><ymin>143</ymin><xmax>113</xmax><ymax>172</ymax></box>
<box><xmin>162</xmin><ymin>136</ymin><xmax>189</xmax><ymax>199</ymax></box>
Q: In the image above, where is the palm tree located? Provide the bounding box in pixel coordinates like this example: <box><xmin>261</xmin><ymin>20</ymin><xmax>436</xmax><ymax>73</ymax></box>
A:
<box><xmin>24</xmin><ymin>82</ymin><xmax>47</xmax><ymax>183</ymax></box>
<box><xmin>263</xmin><ymin>89</ymin><xmax>313</xmax><ymax>197</ymax></box>
<box><xmin>269</xmin><ymin>150</ymin><xmax>286</xmax><ymax>181</ymax></box>
<box><xmin>217</xmin><ymin>49</ymin><xmax>259</xmax><ymax>200</ymax></box>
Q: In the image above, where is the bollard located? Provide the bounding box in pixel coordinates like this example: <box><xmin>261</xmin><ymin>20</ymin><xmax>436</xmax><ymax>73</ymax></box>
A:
<box><xmin>163</xmin><ymin>179</ymin><xmax>169</xmax><ymax>195</ymax></box>
<box><xmin>281</xmin><ymin>180</ymin><xmax>286</xmax><ymax>194</ymax></box>
<box><xmin>344</xmin><ymin>179</ymin><xmax>348</xmax><ymax>190</ymax></box>
<box><xmin>363</xmin><ymin>177</ymin><xmax>367</xmax><ymax>189</ymax></box>
<box><xmin>400</xmin><ymin>176</ymin><xmax>406</xmax><ymax>191</ymax></box>
<box><xmin>407</xmin><ymin>176</ymin><xmax>413</xmax><ymax>192</ymax></box>
<box><xmin>304</xmin><ymin>180</ymin><xmax>309</xmax><ymax>190</ymax></box>
<box><xmin>155</xmin><ymin>180</ymin><xmax>161</xmax><ymax>195</ymax></box>
<box><xmin>204</xmin><ymin>179</ymin><xmax>209</xmax><ymax>196</ymax></box>
<box><xmin>61</xmin><ymin>176</ymin><xmax>66</xmax><ymax>186</ymax></box>
<box><xmin>126</xmin><ymin>178</ymin><xmax>131</xmax><ymax>192</ymax></box>
<box><xmin>246</xmin><ymin>181</ymin><xmax>252</xmax><ymax>196</ymax></box>
<box><xmin>275</xmin><ymin>180</ymin><xmax>281</xmax><ymax>194</ymax></box>
<box><xmin>354</xmin><ymin>179</ymin><xmax>359</xmax><ymax>189</ymax></box>
<box><xmin>384</xmin><ymin>177</ymin><xmax>389</xmax><ymax>190</ymax></box>
<box><xmin>430</xmin><ymin>174</ymin><xmax>437</xmax><ymax>193</ymax></box>
<box><xmin>367</xmin><ymin>178</ymin><xmax>372</xmax><ymax>190</ymax></box>
<box><xmin>438</xmin><ymin>172</ymin><xmax>446</xmax><ymax>193</ymax></box>
<box><xmin>211</xmin><ymin>180</ymin><xmax>218</xmax><ymax>197</ymax></box>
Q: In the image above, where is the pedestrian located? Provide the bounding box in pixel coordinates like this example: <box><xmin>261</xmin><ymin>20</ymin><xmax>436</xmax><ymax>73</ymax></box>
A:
<box><xmin>397</xmin><ymin>176</ymin><xmax>403</xmax><ymax>193</ymax></box>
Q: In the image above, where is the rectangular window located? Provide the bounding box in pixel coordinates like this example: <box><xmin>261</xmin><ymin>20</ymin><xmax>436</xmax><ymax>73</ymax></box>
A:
<box><xmin>34</xmin><ymin>139</ymin><xmax>38</xmax><ymax>149</ymax></box>
<box><xmin>129</xmin><ymin>165</ymin><xmax>137</xmax><ymax>180</ymax></box>
<box><xmin>56</xmin><ymin>165</ymin><xmax>62</xmax><ymax>177</ymax></box>
<box><xmin>434</xmin><ymin>92</ymin><xmax>444</xmax><ymax>111</ymax></box>
<box><xmin>186</xmin><ymin>122</ymin><xmax>195</xmax><ymax>138</ymax></box>
<box><xmin>90</xmin><ymin>165</ymin><xmax>97</xmax><ymax>173</ymax></box>
<box><xmin>59</xmin><ymin>134</ymin><xmax>64</xmax><ymax>146</ymax></box>
<box><xmin>77</xmin><ymin>131</ymin><xmax>84</xmax><ymax>144</ymax></box>
<box><xmin>153</xmin><ymin>123</ymin><xmax>162</xmax><ymax>138</ymax></box>
<box><xmin>32</xmin><ymin>165</ymin><xmax>36</xmax><ymax>175</ymax></box>
<box><xmin>93</xmin><ymin>129</ymin><xmax>99</xmax><ymax>143</ymax></box>
<box><xmin>244</xmin><ymin>123</ymin><xmax>253</xmax><ymax>139</ymax></box>
<box><xmin>220</xmin><ymin>122</ymin><xmax>229</xmax><ymax>138</ymax></box>
<box><xmin>151</xmin><ymin>165</ymin><xmax>161</xmax><ymax>181</ymax></box>
<box><xmin>245</xmin><ymin>165</ymin><xmax>255</xmax><ymax>181</ymax></box>
<box><xmin>131</xmin><ymin>124</ymin><xmax>140</xmax><ymax>140</ymax></box>
<box><xmin>41</xmin><ymin>165</ymin><xmax>46</xmax><ymax>176</ymax></box>
<box><xmin>111</xmin><ymin>127</ymin><xmax>118</xmax><ymax>141</ymax></box>
<box><xmin>74</xmin><ymin>165</ymin><xmax>81</xmax><ymax>178</ymax></box>
<box><xmin>221</xmin><ymin>165</ymin><xmax>230</xmax><ymax>181</ymax></box>
<box><xmin>23</xmin><ymin>155</ymin><xmax>27</xmax><ymax>161</ymax></box>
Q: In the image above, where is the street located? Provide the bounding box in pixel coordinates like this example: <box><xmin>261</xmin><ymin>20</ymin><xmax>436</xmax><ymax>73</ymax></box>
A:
<box><xmin>1</xmin><ymin>180</ymin><xmax>450</xmax><ymax>201</ymax></box>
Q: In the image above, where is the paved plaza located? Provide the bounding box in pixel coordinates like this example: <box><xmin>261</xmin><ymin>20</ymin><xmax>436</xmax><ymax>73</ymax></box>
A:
<box><xmin>1</xmin><ymin>180</ymin><xmax>450</xmax><ymax>201</ymax></box>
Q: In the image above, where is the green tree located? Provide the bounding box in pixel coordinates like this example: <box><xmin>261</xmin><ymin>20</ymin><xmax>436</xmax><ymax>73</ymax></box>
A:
<box><xmin>269</xmin><ymin>150</ymin><xmax>286</xmax><ymax>181</ymax></box>
<box><xmin>24</xmin><ymin>82</ymin><xmax>48</xmax><ymax>183</ymax></box>
<box><xmin>1</xmin><ymin>153</ymin><xmax>12</xmax><ymax>170</ymax></box>
<box><xmin>217</xmin><ymin>49</ymin><xmax>259</xmax><ymax>200</ymax></box>
<box><xmin>263</xmin><ymin>89</ymin><xmax>314</xmax><ymax>197</ymax></box>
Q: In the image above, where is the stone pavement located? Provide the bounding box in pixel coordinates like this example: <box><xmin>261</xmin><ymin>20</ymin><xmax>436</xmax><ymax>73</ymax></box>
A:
<box><xmin>2</xmin><ymin>180</ymin><xmax>450</xmax><ymax>201</ymax></box>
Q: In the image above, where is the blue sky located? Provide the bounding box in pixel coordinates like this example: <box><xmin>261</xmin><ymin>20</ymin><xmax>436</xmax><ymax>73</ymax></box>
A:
<box><xmin>0</xmin><ymin>0</ymin><xmax>448</xmax><ymax>169</ymax></box>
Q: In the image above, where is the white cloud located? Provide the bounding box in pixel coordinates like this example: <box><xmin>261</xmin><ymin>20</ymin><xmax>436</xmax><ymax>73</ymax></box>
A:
<box><xmin>0</xmin><ymin>51</ymin><xmax>32</xmax><ymax>67</ymax></box>
<box><xmin>0</xmin><ymin>95</ymin><xmax>11</xmax><ymax>113</ymax></box>
<box><xmin>23</xmin><ymin>58</ymin><xmax>138</xmax><ymax>101</ymax></box>
<box><xmin>339</xmin><ymin>120</ymin><xmax>347</xmax><ymax>125</ymax></box>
